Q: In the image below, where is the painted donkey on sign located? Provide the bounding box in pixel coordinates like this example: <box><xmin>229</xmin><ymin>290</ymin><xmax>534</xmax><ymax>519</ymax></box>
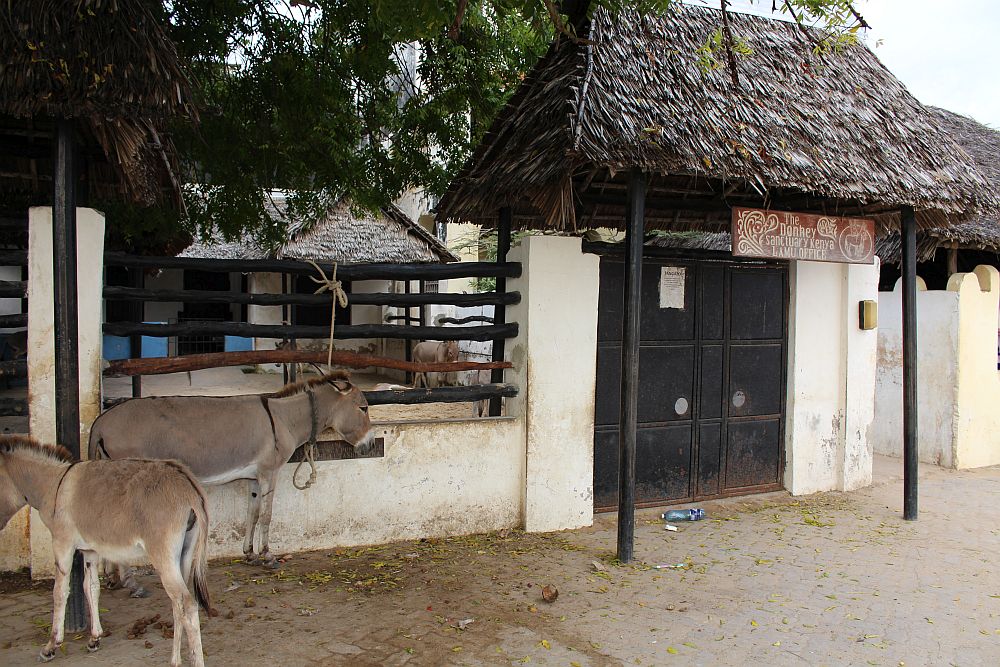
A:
<box><xmin>90</xmin><ymin>371</ymin><xmax>372</xmax><ymax>581</ymax></box>
<box><xmin>0</xmin><ymin>435</ymin><xmax>210</xmax><ymax>666</ymax></box>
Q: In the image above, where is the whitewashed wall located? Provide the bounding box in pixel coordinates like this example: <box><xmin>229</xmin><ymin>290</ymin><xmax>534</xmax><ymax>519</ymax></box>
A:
<box><xmin>785</xmin><ymin>259</ymin><xmax>879</xmax><ymax>495</ymax></box>
<box><xmin>24</xmin><ymin>207</ymin><xmax>106</xmax><ymax>576</ymax></box>
<box><xmin>875</xmin><ymin>266</ymin><xmax>1000</xmax><ymax>469</ymax></box>
<box><xmin>2</xmin><ymin>232</ymin><xmax>602</xmax><ymax>569</ymax></box>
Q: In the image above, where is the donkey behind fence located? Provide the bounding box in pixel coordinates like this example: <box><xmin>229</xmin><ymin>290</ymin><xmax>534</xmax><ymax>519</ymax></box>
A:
<box><xmin>90</xmin><ymin>370</ymin><xmax>373</xmax><ymax>582</ymax></box>
<box><xmin>0</xmin><ymin>435</ymin><xmax>210</xmax><ymax>666</ymax></box>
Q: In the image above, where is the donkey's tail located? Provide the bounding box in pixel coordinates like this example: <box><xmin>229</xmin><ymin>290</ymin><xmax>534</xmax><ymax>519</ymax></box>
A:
<box><xmin>176</xmin><ymin>463</ymin><xmax>211</xmax><ymax>611</ymax></box>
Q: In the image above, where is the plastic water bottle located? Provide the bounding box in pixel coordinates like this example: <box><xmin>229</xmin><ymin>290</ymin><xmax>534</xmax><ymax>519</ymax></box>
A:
<box><xmin>661</xmin><ymin>508</ymin><xmax>705</xmax><ymax>521</ymax></box>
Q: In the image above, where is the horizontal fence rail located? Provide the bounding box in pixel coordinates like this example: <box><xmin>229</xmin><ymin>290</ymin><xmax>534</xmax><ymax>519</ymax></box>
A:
<box><xmin>103</xmin><ymin>321</ymin><xmax>518</xmax><ymax>341</ymax></box>
<box><xmin>364</xmin><ymin>383</ymin><xmax>517</xmax><ymax>406</ymax></box>
<box><xmin>101</xmin><ymin>253</ymin><xmax>521</xmax><ymax>281</ymax></box>
<box><xmin>0</xmin><ymin>313</ymin><xmax>26</xmax><ymax>328</ymax></box>
<box><xmin>104</xmin><ymin>350</ymin><xmax>513</xmax><ymax>377</ymax></box>
<box><xmin>0</xmin><ymin>280</ymin><xmax>26</xmax><ymax>299</ymax></box>
<box><xmin>0</xmin><ymin>397</ymin><xmax>28</xmax><ymax>417</ymax></box>
<box><xmin>103</xmin><ymin>384</ymin><xmax>517</xmax><ymax>410</ymax></box>
<box><xmin>103</xmin><ymin>285</ymin><xmax>521</xmax><ymax>308</ymax></box>
<box><xmin>0</xmin><ymin>359</ymin><xmax>27</xmax><ymax>378</ymax></box>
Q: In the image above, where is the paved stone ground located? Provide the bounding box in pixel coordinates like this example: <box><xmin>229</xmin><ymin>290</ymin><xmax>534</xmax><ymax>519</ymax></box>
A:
<box><xmin>2</xmin><ymin>457</ymin><xmax>999</xmax><ymax>666</ymax></box>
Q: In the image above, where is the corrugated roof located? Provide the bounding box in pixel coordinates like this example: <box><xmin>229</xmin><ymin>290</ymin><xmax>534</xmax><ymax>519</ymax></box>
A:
<box><xmin>438</xmin><ymin>5</ymin><xmax>998</xmax><ymax>231</ymax></box>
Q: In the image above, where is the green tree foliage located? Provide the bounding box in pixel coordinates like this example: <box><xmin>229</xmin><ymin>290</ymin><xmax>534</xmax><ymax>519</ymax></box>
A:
<box><xmin>135</xmin><ymin>0</ymin><xmax>864</xmax><ymax>249</ymax></box>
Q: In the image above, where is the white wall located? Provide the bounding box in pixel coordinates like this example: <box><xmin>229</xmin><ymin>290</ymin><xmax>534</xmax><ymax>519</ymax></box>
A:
<box><xmin>873</xmin><ymin>277</ymin><xmax>959</xmax><ymax>467</ymax></box>
<box><xmin>785</xmin><ymin>259</ymin><xmax>879</xmax><ymax>495</ymax></box>
<box><xmin>875</xmin><ymin>266</ymin><xmax>1000</xmax><ymax>469</ymax></box>
<box><xmin>206</xmin><ymin>419</ymin><xmax>525</xmax><ymax>556</ymax></box>
<box><xmin>24</xmin><ymin>207</ymin><xmax>106</xmax><ymax>576</ymax></box>
<box><xmin>1</xmin><ymin>231</ymin><xmax>604</xmax><ymax>570</ymax></box>
<box><xmin>508</xmin><ymin>236</ymin><xmax>600</xmax><ymax>531</ymax></box>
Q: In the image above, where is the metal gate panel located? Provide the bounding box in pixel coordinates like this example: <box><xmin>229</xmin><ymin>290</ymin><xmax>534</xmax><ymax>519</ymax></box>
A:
<box><xmin>593</xmin><ymin>251</ymin><xmax>788</xmax><ymax>511</ymax></box>
<box><xmin>724</xmin><ymin>418</ymin><xmax>782</xmax><ymax>490</ymax></box>
<box><xmin>727</xmin><ymin>344</ymin><xmax>784</xmax><ymax>418</ymax></box>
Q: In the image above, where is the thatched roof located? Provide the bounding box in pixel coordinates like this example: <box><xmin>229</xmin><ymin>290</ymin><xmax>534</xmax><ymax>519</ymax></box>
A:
<box><xmin>438</xmin><ymin>5</ymin><xmax>998</xmax><ymax>232</ymax></box>
<box><xmin>181</xmin><ymin>195</ymin><xmax>458</xmax><ymax>265</ymax></box>
<box><xmin>0</xmin><ymin>0</ymin><xmax>196</xmax><ymax>207</ymax></box>
<box><xmin>877</xmin><ymin>107</ymin><xmax>1000</xmax><ymax>264</ymax></box>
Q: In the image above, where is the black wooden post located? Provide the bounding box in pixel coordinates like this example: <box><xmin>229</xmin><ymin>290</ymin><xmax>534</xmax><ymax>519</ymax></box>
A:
<box><xmin>53</xmin><ymin>117</ymin><xmax>87</xmax><ymax>631</ymax></box>
<box><xmin>130</xmin><ymin>268</ymin><xmax>142</xmax><ymax>398</ymax></box>
<box><xmin>901</xmin><ymin>206</ymin><xmax>918</xmax><ymax>520</ymax></box>
<box><xmin>404</xmin><ymin>280</ymin><xmax>413</xmax><ymax>385</ymax></box>
<box><xmin>617</xmin><ymin>170</ymin><xmax>645</xmax><ymax>563</ymax></box>
<box><xmin>489</xmin><ymin>207</ymin><xmax>512</xmax><ymax>416</ymax></box>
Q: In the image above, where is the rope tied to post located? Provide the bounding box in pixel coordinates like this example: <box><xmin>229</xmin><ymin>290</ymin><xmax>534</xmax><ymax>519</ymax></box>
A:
<box><xmin>291</xmin><ymin>260</ymin><xmax>348</xmax><ymax>492</ymax></box>
<box><xmin>306</xmin><ymin>259</ymin><xmax>349</xmax><ymax>367</ymax></box>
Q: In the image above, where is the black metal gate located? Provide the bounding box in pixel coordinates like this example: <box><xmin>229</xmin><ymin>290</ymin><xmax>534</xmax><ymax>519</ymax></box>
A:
<box><xmin>593</xmin><ymin>251</ymin><xmax>788</xmax><ymax>511</ymax></box>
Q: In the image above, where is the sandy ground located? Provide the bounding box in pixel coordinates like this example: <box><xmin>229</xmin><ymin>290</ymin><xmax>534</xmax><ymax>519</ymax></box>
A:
<box><xmin>2</xmin><ymin>457</ymin><xmax>1000</xmax><ymax>666</ymax></box>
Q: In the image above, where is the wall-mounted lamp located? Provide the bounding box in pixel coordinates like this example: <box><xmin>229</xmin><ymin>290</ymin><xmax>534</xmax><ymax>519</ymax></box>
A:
<box><xmin>859</xmin><ymin>300</ymin><xmax>877</xmax><ymax>330</ymax></box>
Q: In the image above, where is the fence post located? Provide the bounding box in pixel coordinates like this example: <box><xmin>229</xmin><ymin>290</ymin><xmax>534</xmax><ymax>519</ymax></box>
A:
<box><xmin>489</xmin><ymin>207</ymin><xmax>512</xmax><ymax>416</ymax></box>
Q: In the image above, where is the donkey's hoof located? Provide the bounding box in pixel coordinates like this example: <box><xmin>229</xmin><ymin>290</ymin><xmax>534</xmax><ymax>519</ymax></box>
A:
<box><xmin>38</xmin><ymin>648</ymin><xmax>56</xmax><ymax>662</ymax></box>
<box><xmin>87</xmin><ymin>638</ymin><xmax>101</xmax><ymax>652</ymax></box>
<box><xmin>129</xmin><ymin>586</ymin><xmax>150</xmax><ymax>599</ymax></box>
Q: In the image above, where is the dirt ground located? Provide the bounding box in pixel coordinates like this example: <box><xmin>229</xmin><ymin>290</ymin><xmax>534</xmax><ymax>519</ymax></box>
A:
<box><xmin>2</xmin><ymin>458</ymin><xmax>1000</xmax><ymax>666</ymax></box>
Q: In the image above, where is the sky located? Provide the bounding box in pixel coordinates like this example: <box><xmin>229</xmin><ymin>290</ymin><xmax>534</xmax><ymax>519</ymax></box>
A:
<box><xmin>716</xmin><ymin>0</ymin><xmax>1000</xmax><ymax>129</ymax></box>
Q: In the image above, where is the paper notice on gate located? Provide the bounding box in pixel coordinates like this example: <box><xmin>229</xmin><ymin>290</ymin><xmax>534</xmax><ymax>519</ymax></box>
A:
<box><xmin>659</xmin><ymin>266</ymin><xmax>685</xmax><ymax>309</ymax></box>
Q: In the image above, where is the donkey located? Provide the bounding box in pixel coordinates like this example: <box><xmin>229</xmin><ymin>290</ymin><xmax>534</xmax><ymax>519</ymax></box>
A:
<box><xmin>90</xmin><ymin>371</ymin><xmax>372</xmax><ymax>577</ymax></box>
<box><xmin>412</xmin><ymin>340</ymin><xmax>460</xmax><ymax>388</ymax></box>
<box><xmin>0</xmin><ymin>435</ymin><xmax>210</xmax><ymax>667</ymax></box>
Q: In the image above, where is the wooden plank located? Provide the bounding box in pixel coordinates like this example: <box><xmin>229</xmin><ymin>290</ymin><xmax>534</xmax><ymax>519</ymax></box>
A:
<box><xmin>103</xmin><ymin>285</ymin><xmax>521</xmax><ymax>308</ymax></box>
<box><xmin>0</xmin><ymin>359</ymin><xmax>27</xmax><ymax>378</ymax></box>
<box><xmin>0</xmin><ymin>397</ymin><xmax>28</xmax><ymax>416</ymax></box>
<box><xmin>101</xmin><ymin>253</ymin><xmax>522</xmax><ymax>281</ymax></box>
<box><xmin>732</xmin><ymin>207</ymin><xmax>875</xmax><ymax>264</ymax></box>
<box><xmin>101</xmin><ymin>385</ymin><xmax>517</xmax><ymax>408</ymax></box>
<box><xmin>103</xmin><ymin>350</ymin><xmax>514</xmax><ymax>377</ymax></box>
<box><xmin>0</xmin><ymin>313</ymin><xmax>26</xmax><ymax>328</ymax></box>
<box><xmin>103</xmin><ymin>320</ymin><xmax>518</xmax><ymax>341</ymax></box>
<box><xmin>0</xmin><ymin>280</ymin><xmax>27</xmax><ymax>298</ymax></box>
<box><xmin>364</xmin><ymin>383</ymin><xmax>517</xmax><ymax>406</ymax></box>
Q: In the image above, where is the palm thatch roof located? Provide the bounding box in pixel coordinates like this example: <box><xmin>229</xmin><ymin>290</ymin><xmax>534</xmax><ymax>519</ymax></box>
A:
<box><xmin>0</xmin><ymin>0</ymin><xmax>196</xmax><ymax>207</ymax></box>
<box><xmin>181</xmin><ymin>195</ymin><xmax>458</xmax><ymax>265</ymax></box>
<box><xmin>877</xmin><ymin>107</ymin><xmax>1000</xmax><ymax>264</ymax></box>
<box><xmin>438</xmin><ymin>5</ymin><xmax>998</xmax><ymax>232</ymax></box>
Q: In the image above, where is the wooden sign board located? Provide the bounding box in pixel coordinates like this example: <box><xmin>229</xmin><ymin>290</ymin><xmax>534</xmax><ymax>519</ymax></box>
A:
<box><xmin>731</xmin><ymin>207</ymin><xmax>875</xmax><ymax>264</ymax></box>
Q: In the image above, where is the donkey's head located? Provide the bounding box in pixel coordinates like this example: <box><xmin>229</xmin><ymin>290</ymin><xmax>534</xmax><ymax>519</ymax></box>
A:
<box><xmin>0</xmin><ymin>436</ymin><xmax>70</xmax><ymax>529</ymax></box>
<box><xmin>0</xmin><ymin>447</ymin><xmax>25</xmax><ymax>529</ymax></box>
<box><xmin>314</xmin><ymin>372</ymin><xmax>373</xmax><ymax>452</ymax></box>
<box><xmin>443</xmin><ymin>340</ymin><xmax>459</xmax><ymax>362</ymax></box>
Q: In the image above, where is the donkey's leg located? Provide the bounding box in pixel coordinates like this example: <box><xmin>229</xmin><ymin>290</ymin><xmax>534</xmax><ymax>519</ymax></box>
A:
<box><xmin>255</xmin><ymin>474</ymin><xmax>278</xmax><ymax>566</ymax></box>
<box><xmin>158</xmin><ymin>565</ymin><xmax>204</xmax><ymax>667</ymax></box>
<box><xmin>41</xmin><ymin>548</ymin><xmax>74</xmax><ymax>661</ymax></box>
<box><xmin>242</xmin><ymin>479</ymin><xmax>262</xmax><ymax>563</ymax></box>
<box><xmin>118</xmin><ymin>563</ymin><xmax>150</xmax><ymax>598</ymax></box>
<box><xmin>82</xmin><ymin>553</ymin><xmax>104</xmax><ymax>651</ymax></box>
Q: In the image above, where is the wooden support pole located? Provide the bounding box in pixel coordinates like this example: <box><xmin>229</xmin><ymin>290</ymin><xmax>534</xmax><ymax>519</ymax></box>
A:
<box><xmin>130</xmin><ymin>267</ymin><xmax>142</xmax><ymax>398</ymax></box>
<box><xmin>404</xmin><ymin>280</ymin><xmax>413</xmax><ymax>385</ymax></box>
<box><xmin>104</xmin><ymin>349</ymin><xmax>514</xmax><ymax>378</ymax></box>
<box><xmin>52</xmin><ymin>117</ymin><xmax>87</xmax><ymax>631</ymax></box>
<box><xmin>901</xmin><ymin>206</ymin><xmax>918</xmax><ymax>521</ymax></box>
<box><xmin>947</xmin><ymin>243</ymin><xmax>958</xmax><ymax>276</ymax></box>
<box><xmin>490</xmin><ymin>207</ymin><xmax>512</xmax><ymax>416</ymax></box>
<box><xmin>617</xmin><ymin>170</ymin><xmax>645</xmax><ymax>563</ymax></box>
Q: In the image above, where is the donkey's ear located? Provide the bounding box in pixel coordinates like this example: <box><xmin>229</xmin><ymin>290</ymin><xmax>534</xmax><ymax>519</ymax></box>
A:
<box><xmin>330</xmin><ymin>379</ymin><xmax>352</xmax><ymax>393</ymax></box>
